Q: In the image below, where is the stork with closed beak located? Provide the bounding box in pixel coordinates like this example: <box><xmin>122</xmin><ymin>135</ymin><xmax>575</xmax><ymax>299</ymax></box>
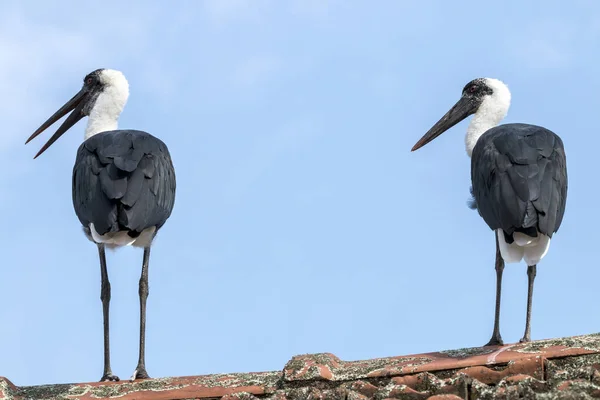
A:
<box><xmin>411</xmin><ymin>78</ymin><xmax>567</xmax><ymax>345</ymax></box>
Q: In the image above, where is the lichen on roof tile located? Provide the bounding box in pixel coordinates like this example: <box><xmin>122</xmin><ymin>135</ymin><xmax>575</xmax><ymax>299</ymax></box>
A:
<box><xmin>438</xmin><ymin>346</ymin><xmax>497</xmax><ymax>359</ymax></box>
<box><xmin>3</xmin><ymin>333</ymin><xmax>600</xmax><ymax>399</ymax></box>
<box><xmin>515</xmin><ymin>333</ymin><xmax>600</xmax><ymax>354</ymax></box>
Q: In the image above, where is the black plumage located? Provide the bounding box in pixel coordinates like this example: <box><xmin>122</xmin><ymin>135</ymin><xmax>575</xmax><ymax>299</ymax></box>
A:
<box><xmin>72</xmin><ymin>130</ymin><xmax>176</xmax><ymax>239</ymax></box>
<box><xmin>470</xmin><ymin>123</ymin><xmax>567</xmax><ymax>244</ymax></box>
<box><xmin>26</xmin><ymin>68</ymin><xmax>178</xmax><ymax>382</ymax></box>
<box><xmin>411</xmin><ymin>77</ymin><xmax>569</xmax><ymax>346</ymax></box>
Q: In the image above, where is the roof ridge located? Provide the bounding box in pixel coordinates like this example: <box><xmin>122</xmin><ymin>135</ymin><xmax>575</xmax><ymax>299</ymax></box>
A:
<box><xmin>3</xmin><ymin>333</ymin><xmax>600</xmax><ymax>399</ymax></box>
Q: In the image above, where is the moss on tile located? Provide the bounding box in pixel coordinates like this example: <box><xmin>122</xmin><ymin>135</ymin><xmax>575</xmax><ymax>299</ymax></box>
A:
<box><xmin>439</xmin><ymin>346</ymin><xmax>496</xmax><ymax>359</ymax></box>
<box><xmin>517</xmin><ymin>334</ymin><xmax>600</xmax><ymax>354</ymax></box>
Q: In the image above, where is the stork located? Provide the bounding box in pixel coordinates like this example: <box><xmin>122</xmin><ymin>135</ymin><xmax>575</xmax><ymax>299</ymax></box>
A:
<box><xmin>411</xmin><ymin>78</ymin><xmax>567</xmax><ymax>345</ymax></box>
<box><xmin>26</xmin><ymin>69</ymin><xmax>176</xmax><ymax>381</ymax></box>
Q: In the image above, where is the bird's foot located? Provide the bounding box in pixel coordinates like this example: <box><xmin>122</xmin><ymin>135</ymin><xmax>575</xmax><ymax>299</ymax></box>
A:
<box><xmin>130</xmin><ymin>366</ymin><xmax>150</xmax><ymax>381</ymax></box>
<box><xmin>519</xmin><ymin>335</ymin><xmax>531</xmax><ymax>343</ymax></box>
<box><xmin>484</xmin><ymin>334</ymin><xmax>504</xmax><ymax>347</ymax></box>
<box><xmin>100</xmin><ymin>373</ymin><xmax>120</xmax><ymax>382</ymax></box>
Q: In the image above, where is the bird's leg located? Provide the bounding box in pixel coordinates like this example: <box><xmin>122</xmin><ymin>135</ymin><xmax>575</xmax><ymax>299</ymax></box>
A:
<box><xmin>485</xmin><ymin>232</ymin><xmax>505</xmax><ymax>346</ymax></box>
<box><xmin>98</xmin><ymin>244</ymin><xmax>119</xmax><ymax>382</ymax></box>
<box><xmin>519</xmin><ymin>264</ymin><xmax>537</xmax><ymax>343</ymax></box>
<box><xmin>131</xmin><ymin>246</ymin><xmax>151</xmax><ymax>381</ymax></box>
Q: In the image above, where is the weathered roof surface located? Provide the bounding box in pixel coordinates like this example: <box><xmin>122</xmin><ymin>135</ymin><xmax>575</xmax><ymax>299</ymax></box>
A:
<box><xmin>2</xmin><ymin>333</ymin><xmax>600</xmax><ymax>399</ymax></box>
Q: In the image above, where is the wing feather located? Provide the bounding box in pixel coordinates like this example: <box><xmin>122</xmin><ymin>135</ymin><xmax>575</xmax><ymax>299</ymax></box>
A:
<box><xmin>471</xmin><ymin>123</ymin><xmax>567</xmax><ymax>241</ymax></box>
<box><xmin>72</xmin><ymin>130</ymin><xmax>176</xmax><ymax>236</ymax></box>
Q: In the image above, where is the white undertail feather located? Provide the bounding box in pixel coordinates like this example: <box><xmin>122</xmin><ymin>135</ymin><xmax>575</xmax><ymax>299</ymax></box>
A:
<box><xmin>85</xmin><ymin>70</ymin><xmax>129</xmax><ymax>139</ymax></box>
<box><xmin>465</xmin><ymin>78</ymin><xmax>511</xmax><ymax>157</ymax></box>
<box><xmin>89</xmin><ymin>223</ymin><xmax>156</xmax><ymax>249</ymax></box>
<box><xmin>496</xmin><ymin>229</ymin><xmax>551</xmax><ymax>266</ymax></box>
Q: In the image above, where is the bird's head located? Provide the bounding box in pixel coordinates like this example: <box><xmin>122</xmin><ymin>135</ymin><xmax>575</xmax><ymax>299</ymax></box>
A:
<box><xmin>26</xmin><ymin>68</ymin><xmax>130</xmax><ymax>158</ymax></box>
<box><xmin>411</xmin><ymin>78</ymin><xmax>511</xmax><ymax>152</ymax></box>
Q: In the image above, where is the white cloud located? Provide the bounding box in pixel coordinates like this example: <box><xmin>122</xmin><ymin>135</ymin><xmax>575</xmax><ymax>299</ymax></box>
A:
<box><xmin>0</xmin><ymin>5</ymin><xmax>174</xmax><ymax>152</ymax></box>
<box><xmin>0</xmin><ymin>13</ymin><xmax>93</xmax><ymax>151</ymax></box>
<box><xmin>0</xmin><ymin>4</ymin><xmax>177</xmax><ymax>201</ymax></box>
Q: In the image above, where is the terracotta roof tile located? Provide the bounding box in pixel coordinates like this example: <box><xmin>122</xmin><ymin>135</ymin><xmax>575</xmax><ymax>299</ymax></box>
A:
<box><xmin>2</xmin><ymin>333</ymin><xmax>600</xmax><ymax>399</ymax></box>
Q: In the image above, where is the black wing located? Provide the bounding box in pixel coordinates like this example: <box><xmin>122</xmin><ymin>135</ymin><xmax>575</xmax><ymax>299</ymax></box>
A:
<box><xmin>471</xmin><ymin>123</ymin><xmax>567</xmax><ymax>243</ymax></box>
<box><xmin>72</xmin><ymin>130</ymin><xmax>176</xmax><ymax>236</ymax></box>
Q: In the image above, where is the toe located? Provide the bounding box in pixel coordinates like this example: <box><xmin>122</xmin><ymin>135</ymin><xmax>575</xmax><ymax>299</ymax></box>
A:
<box><xmin>130</xmin><ymin>368</ymin><xmax>150</xmax><ymax>381</ymax></box>
<box><xmin>100</xmin><ymin>374</ymin><xmax>120</xmax><ymax>382</ymax></box>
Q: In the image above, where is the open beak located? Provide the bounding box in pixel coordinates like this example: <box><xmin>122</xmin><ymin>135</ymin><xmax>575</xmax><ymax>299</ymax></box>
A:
<box><xmin>25</xmin><ymin>88</ymin><xmax>88</xmax><ymax>159</ymax></box>
<box><xmin>411</xmin><ymin>95</ymin><xmax>478</xmax><ymax>152</ymax></box>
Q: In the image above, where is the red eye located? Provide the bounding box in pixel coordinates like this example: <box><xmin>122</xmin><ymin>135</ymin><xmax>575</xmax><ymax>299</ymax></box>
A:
<box><xmin>469</xmin><ymin>86</ymin><xmax>477</xmax><ymax>93</ymax></box>
<box><xmin>86</xmin><ymin>77</ymin><xmax>93</xmax><ymax>84</ymax></box>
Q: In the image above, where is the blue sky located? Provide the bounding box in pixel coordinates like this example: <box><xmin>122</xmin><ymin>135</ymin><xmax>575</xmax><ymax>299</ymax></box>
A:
<box><xmin>1</xmin><ymin>0</ymin><xmax>599</xmax><ymax>387</ymax></box>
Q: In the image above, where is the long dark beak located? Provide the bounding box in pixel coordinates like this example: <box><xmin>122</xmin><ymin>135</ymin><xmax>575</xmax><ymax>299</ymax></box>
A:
<box><xmin>25</xmin><ymin>89</ymin><xmax>88</xmax><ymax>159</ymax></box>
<box><xmin>411</xmin><ymin>96</ymin><xmax>478</xmax><ymax>152</ymax></box>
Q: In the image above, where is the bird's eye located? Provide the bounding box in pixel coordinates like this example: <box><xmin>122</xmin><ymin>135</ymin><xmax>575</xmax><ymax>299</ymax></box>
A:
<box><xmin>85</xmin><ymin>77</ymin><xmax>94</xmax><ymax>85</ymax></box>
<box><xmin>468</xmin><ymin>85</ymin><xmax>478</xmax><ymax>93</ymax></box>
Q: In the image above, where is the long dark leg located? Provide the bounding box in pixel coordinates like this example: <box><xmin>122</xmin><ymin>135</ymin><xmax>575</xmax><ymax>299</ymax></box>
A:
<box><xmin>519</xmin><ymin>264</ymin><xmax>537</xmax><ymax>343</ymax></box>
<box><xmin>485</xmin><ymin>232</ymin><xmax>505</xmax><ymax>346</ymax></box>
<box><xmin>131</xmin><ymin>246</ymin><xmax>151</xmax><ymax>380</ymax></box>
<box><xmin>98</xmin><ymin>244</ymin><xmax>119</xmax><ymax>382</ymax></box>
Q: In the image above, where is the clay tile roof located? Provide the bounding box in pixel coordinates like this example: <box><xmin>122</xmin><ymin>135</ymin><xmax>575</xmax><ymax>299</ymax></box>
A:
<box><xmin>2</xmin><ymin>333</ymin><xmax>600</xmax><ymax>400</ymax></box>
